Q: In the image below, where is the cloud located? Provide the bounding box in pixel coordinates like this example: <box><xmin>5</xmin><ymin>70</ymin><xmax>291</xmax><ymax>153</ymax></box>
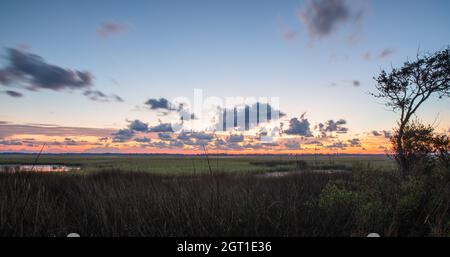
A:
<box><xmin>298</xmin><ymin>0</ymin><xmax>363</xmax><ymax>39</ymax></box>
<box><xmin>0</xmin><ymin>70</ymin><xmax>13</xmax><ymax>84</ymax></box>
<box><xmin>4</xmin><ymin>90</ymin><xmax>23</xmax><ymax>97</ymax></box>
<box><xmin>144</xmin><ymin>98</ymin><xmax>195</xmax><ymax>126</ymax></box>
<box><xmin>0</xmin><ymin>140</ymin><xmax>23</xmax><ymax>146</ymax></box>
<box><xmin>382</xmin><ymin>130</ymin><xmax>392</xmax><ymax>138</ymax></box>
<box><xmin>0</xmin><ymin>48</ymin><xmax>93</xmax><ymax>91</ymax></box>
<box><xmin>371</xmin><ymin>130</ymin><xmax>392</xmax><ymax>138</ymax></box>
<box><xmin>64</xmin><ymin>138</ymin><xmax>78</xmax><ymax>146</ymax></box>
<box><xmin>318</xmin><ymin>119</ymin><xmax>348</xmax><ymax>135</ymax></box>
<box><xmin>134</xmin><ymin>137</ymin><xmax>151</xmax><ymax>143</ymax></box>
<box><xmin>0</xmin><ymin>48</ymin><xmax>121</xmax><ymax>102</ymax></box>
<box><xmin>371</xmin><ymin>130</ymin><xmax>382</xmax><ymax>136</ymax></box>
<box><xmin>378</xmin><ymin>48</ymin><xmax>396</xmax><ymax>58</ymax></box>
<box><xmin>347</xmin><ymin>138</ymin><xmax>361</xmax><ymax>147</ymax></box>
<box><xmin>111</xmin><ymin>94</ymin><xmax>124</xmax><ymax>102</ymax></box>
<box><xmin>148</xmin><ymin>122</ymin><xmax>173</xmax><ymax>132</ymax></box>
<box><xmin>363</xmin><ymin>48</ymin><xmax>396</xmax><ymax>61</ymax></box>
<box><xmin>158</xmin><ymin>132</ymin><xmax>172</xmax><ymax>140</ymax></box>
<box><xmin>329</xmin><ymin>80</ymin><xmax>361</xmax><ymax>87</ymax></box>
<box><xmin>0</xmin><ymin>122</ymin><xmax>115</xmax><ymax>138</ymax></box>
<box><xmin>84</xmin><ymin>90</ymin><xmax>124</xmax><ymax>102</ymax></box>
<box><xmin>284</xmin><ymin>141</ymin><xmax>302</xmax><ymax>150</ymax></box>
<box><xmin>175</xmin><ymin>132</ymin><xmax>212</xmax><ymax>146</ymax></box>
<box><xmin>112</xmin><ymin>129</ymin><xmax>135</xmax><ymax>142</ymax></box>
<box><xmin>284</xmin><ymin>113</ymin><xmax>312</xmax><ymax>136</ymax></box>
<box><xmin>128</xmin><ymin>119</ymin><xmax>149</xmax><ymax>132</ymax></box>
<box><xmin>97</xmin><ymin>22</ymin><xmax>126</xmax><ymax>38</ymax></box>
<box><xmin>227</xmin><ymin>134</ymin><xmax>244</xmax><ymax>143</ymax></box>
<box><xmin>145</xmin><ymin>98</ymin><xmax>176</xmax><ymax>111</ymax></box>
<box><xmin>191</xmin><ymin>132</ymin><xmax>214</xmax><ymax>141</ymax></box>
<box><xmin>304</xmin><ymin>140</ymin><xmax>324</xmax><ymax>146</ymax></box>
<box><xmin>177</xmin><ymin>131</ymin><xmax>191</xmax><ymax>141</ymax></box>
<box><xmin>326</xmin><ymin>141</ymin><xmax>348</xmax><ymax>149</ymax></box>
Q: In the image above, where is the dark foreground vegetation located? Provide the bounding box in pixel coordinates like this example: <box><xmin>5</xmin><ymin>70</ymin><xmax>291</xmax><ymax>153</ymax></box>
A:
<box><xmin>0</xmin><ymin>161</ymin><xmax>448</xmax><ymax>237</ymax></box>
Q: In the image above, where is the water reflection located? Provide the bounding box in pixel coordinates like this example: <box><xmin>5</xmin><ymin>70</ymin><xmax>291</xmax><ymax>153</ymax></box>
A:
<box><xmin>0</xmin><ymin>164</ymin><xmax>80</xmax><ymax>173</ymax></box>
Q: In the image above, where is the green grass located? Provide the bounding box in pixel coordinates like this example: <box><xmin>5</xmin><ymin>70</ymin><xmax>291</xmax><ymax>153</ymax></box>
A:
<box><xmin>0</xmin><ymin>154</ymin><xmax>396</xmax><ymax>175</ymax></box>
<box><xmin>0</xmin><ymin>154</ymin><xmax>447</xmax><ymax>237</ymax></box>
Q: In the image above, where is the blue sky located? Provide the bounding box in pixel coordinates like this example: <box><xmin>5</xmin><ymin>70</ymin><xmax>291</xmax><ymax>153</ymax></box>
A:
<box><xmin>0</xmin><ymin>0</ymin><xmax>449</xmax><ymax>153</ymax></box>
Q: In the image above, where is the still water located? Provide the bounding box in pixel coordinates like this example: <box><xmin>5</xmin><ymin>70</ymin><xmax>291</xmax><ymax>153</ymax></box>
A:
<box><xmin>0</xmin><ymin>164</ymin><xmax>80</xmax><ymax>173</ymax></box>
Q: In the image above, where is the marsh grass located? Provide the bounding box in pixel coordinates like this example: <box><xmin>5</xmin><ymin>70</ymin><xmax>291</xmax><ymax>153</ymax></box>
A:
<box><xmin>0</xmin><ymin>170</ymin><xmax>347</xmax><ymax>237</ymax></box>
<box><xmin>0</xmin><ymin>154</ymin><xmax>395</xmax><ymax>174</ymax></box>
<box><xmin>0</xmin><ymin>155</ymin><xmax>446</xmax><ymax>237</ymax></box>
<box><xmin>0</xmin><ymin>164</ymin><xmax>448</xmax><ymax>237</ymax></box>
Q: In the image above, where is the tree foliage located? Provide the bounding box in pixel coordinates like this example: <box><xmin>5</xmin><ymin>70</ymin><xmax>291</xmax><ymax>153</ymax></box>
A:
<box><xmin>374</xmin><ymin>47</ymin><xmax>450</xmax><ymax>178</ymax></box>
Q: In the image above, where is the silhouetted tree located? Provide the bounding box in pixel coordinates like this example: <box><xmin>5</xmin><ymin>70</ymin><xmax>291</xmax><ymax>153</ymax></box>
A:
<box><xmin>373</xmin><ymin>47</ymin><xmax>450</xmax><ymax>179</ymax></box>
<box><xmin>390</xmin><ymin>120</ymin><xmax>449</xmax><ymax>175</ymax></box>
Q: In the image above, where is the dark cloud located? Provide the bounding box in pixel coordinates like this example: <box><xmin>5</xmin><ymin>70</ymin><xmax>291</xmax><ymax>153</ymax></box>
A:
<box><xmin>148</xmin><ymin>122</ymin><xmax>173</xmax><ymax>132</ymax></box>
<box><xmin>64</xmin><ymin>138</ymin><xmax>78</xmax><ymax>146</ymax></box>
<box><xmin>97</xmin><ymin>22</ymin><xmax>126</xmax><ymax>38</ymax></box>
<box><xmin>83</xmin><ymin>90</ymin><xmax>123</xmax><ymax>102</ymax></box>
<box><xmin>112</xmin><ymin>129</ymin><xmax>135</xmax><ymax>142</ymax></box>
<box><xmin>177</xmin><ymin>131</ymin><xmax>191</xmax><ymax>141</ymax></box>
<box><xmin>227</xmin><ymin>134</ymin><xmax>244</xmax><ymax>143</ymax></box>
<box><xmin>298</xmin><ymin>0</ymin><xmax>363</xmax><ymax>39</ymax></box>
<box><xmin>169</xmin><ymin>141</ymin><xmax>184</xmax><ymax>148</ymax></box>
<box><xmin>331</xmin><ymin>80</ymin><xmax>361</xmax><ymax>87</ymax></box>
<box><xmin>98</xmin><ymin>137</ymin><xmax>109</xmax><ymax>142</ymax></box>
<box><xmin>347</xmin><ymin>138</ymin><xmax>361</xmax><ymax>147</ymax></box>
<box><xmin>128</xmin><ymin>119</ymin><xmax>149</xmax><ymax>132</ymax></box>
<box><xmin>371</xmin><ymin>130</ymin><xmax>382</xmax><ymax>136</ymax></box>
<box><xmin>111</xmin><ymin>94</ymin><xmax>124</xmax><ymax>102</ymax></box>
<box><xmin>191</xmin><ymin>132</ymin><xmax>214</xmax><ymax>141</ymax></box>
<box><xmin>0</xmin><ymin>48</ymin><xmax>93</xmax><ymax>91</ymax></box>
<box><xmin>145</xmin><ymin>98</ymin><xmax>176</xmax><ymax>111</ymax></box>
<box><xmin>284</xmin><ymin>141</ymin><xmax>302</xmax><ymax>150</ymax></box>
<box><xmin>371</xmin><ymin>130</ymin><xmax>391</xmax><ymax>138</ymax></box>
<box><xmin>134</xmin><ymin>137</ymin><xmax>151</xmax><ymax>143</ymax></box>
<box><xmin>0</xmin><ymin>70</ymin><xmax>13</xmax><ymax>84</ymax></box>
<box><xmin>318</xmin><ymin>119</ymin><xmax>348</xmax><ymax>135</ymax></box>
<box><xmin>326</xmin><ymin>141</ymin><xmax>348</xmax><ymax>149</ymax></box>
<box><xmin>303</xmin><ymin>140</ymin><xmax>324</xmax><ymax>146</ymax></box>
<box><xmin>4</xmin><ymin>90</ymin><xmax>23</xmax><ymax>97</ymax></box>
<box><xmin>144</xmin><ymin>98</ymin><xmax>195</xmax><ymax>124</ymax></box>
<box><xmin>166</xmin><ymin>132</ymin><xmax>215</xmax><ymax>148</ymax></box>
<box><xmin>284</xmin><ymin>113</ymin><xmax>312</xmax><ymax>136</ymax></box>
<box><xmin>0</xmin><ymin>48</ymin><xmax>121</xmax><ymax>102</ymax></box>
<box><xmin>158</xmin><ymin>133</ymin><xmax>172</xmax><ymax>140</ymax></box>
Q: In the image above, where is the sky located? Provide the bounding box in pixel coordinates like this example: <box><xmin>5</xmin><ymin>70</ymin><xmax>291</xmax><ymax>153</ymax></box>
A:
<box><xmin>0</xmin><ymin>0</ymin><xmax>449</xmax><ymax>154</ymax></box>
